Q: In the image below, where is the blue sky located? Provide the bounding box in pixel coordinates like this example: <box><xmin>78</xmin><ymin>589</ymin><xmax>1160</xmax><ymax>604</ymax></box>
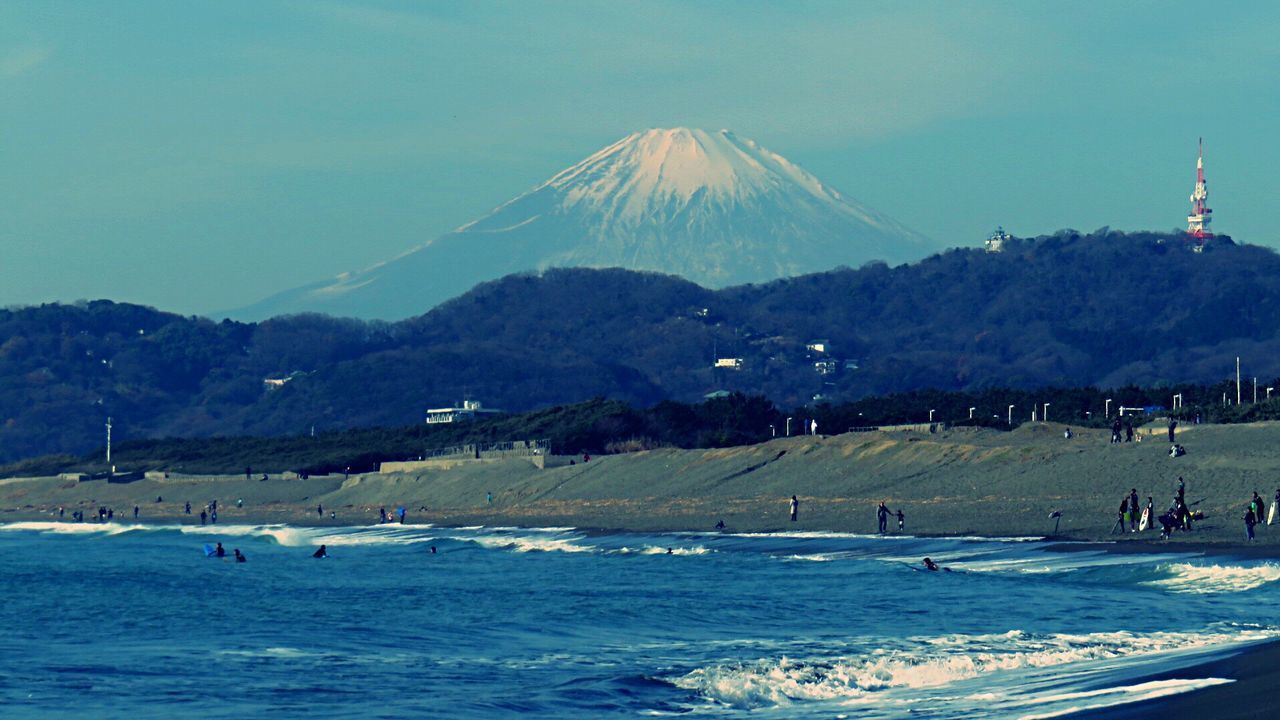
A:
<box><xmin>4</xmin><ymin>1</ymin><xmax>1279</xmax><ymax>314</ymax></box>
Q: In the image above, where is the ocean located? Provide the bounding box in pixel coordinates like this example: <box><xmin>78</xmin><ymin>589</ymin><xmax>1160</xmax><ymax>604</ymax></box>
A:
<box><xmin>0</xmin><ymin>522</ymin><xmax>1276</xmax><ymax>719</ymax></box>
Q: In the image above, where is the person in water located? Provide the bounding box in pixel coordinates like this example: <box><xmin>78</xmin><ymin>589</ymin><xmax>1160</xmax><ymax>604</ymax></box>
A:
<box><xmin>234</xmin><ymin>549</ymin><xmax>246</xmax><ymax>563</ymax></box>
<box><xmin>923</xmin><ymin>557</ymin><xmax>940</xmax><ymax>571</ymax></box>
<box><xmin>215</xmin><ymin>542</ymin><xmax>225</xmax><ymax>558</ymax></box>
<box><xmin>313</xmin><ymin>545</ymin><xmax>328</xmax><ymax>558</ymax></box>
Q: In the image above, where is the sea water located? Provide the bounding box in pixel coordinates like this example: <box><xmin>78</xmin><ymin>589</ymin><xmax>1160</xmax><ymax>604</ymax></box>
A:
<box><xmin>0</xmin><ymin>522</ymin><xmax>1277</xmax><ymax>719</ymax></box>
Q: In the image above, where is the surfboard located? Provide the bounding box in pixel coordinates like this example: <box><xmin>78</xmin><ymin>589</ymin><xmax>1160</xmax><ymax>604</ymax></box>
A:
<box><xmin>1138</xmin><ymin>507</ymin><xmax>1151</xmax><ymax>532</ymax></box>
<box><xmin>1269</xmin><ymin>503</ymin><xmax>1277</xmax><ymax>526</ymax></box>
<box><xmin>204</xmin><ymin>543</ymin><xmax>216</xmax><ymax>557</ymax></box>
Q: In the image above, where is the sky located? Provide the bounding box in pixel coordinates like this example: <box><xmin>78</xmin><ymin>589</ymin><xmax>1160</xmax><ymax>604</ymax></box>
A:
<box><xmin>4</xmin><ymin>1</ymin><xmax>1280</xmax><ymax>315</ymax></box>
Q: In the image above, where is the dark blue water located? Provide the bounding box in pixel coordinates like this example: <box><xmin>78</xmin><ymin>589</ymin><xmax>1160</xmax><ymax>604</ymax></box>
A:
<box><xmin>1</xmin><ymin>522</ymin><xmax>1276</xmax><ymax>719</ymax></box>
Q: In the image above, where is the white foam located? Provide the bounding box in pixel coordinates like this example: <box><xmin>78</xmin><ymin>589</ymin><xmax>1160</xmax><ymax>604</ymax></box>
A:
<box><xmin>1015</xmin><ymin>677</ymin><xmax>1233</xmax><ymax>720</ymax></box>
<box><xmin>672</xmin><ymin>628</ymin><xmax>1278</xmax><ymax>710</ymax></box>
<box><xmin>465</xmin><ymin>532</ymin><xmax>594</xmax><ymax>554</ymax></box>
<box><xmin>1147</xmin><ymin>562</ymin><xmax>1280</xmax><ymax>594</ymax></box>
<box><xmin>0</xmin><ymin>521</ymin><xmax>148</xmax><ymax>536</ymax></box>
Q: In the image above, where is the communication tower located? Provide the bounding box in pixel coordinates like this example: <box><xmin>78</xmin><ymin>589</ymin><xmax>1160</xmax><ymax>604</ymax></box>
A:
<box><xmin>1186</xmin><ymin>138</ymin><xmax>1213</xmax><ymax>247</ymax></box>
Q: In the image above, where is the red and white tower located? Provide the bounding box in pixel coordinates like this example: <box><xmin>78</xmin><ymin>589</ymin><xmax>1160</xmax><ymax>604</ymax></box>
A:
<box><xmin>1186</xmin><ymin>138</ymin><xmax>1213</xmax><ymax>241</ymax></box>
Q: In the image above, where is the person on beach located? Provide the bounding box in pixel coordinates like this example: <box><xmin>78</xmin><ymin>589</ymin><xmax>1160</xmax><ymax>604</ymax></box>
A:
<box><xmin>1111</xmin><ymin>418</ymin><xmax>1122</xmax><ymax>444</ymax></box>
<box><xmin>1128</xmin><ymin>490</ymin><xmax>1139</xmax><ymax>532</ymax></box>
<box><xmin>487</xmin><ymin>492</ymin><xmax>493</xmax><ymax>505</ymax></box>
<box><xmin>1245</xmin><ymin>507</ymin><xmax>1258</xmax><ymax>541</ymax></box>
<box><xmin>234</xmin><ymin>549</ymin><xmax>246</xmax><ymax>563</ymax></box>
<box><xmin>789</xmin><ymin>495</ymin><xmax>799</xmax><ymax>522</ymax></box>
<box><xmin>877</xmin><ymin>502</ymin><xmax>891</xmax><ymax>534</ymax></box>
<box><xmin>312</xmin><ymin>545</ymin><xmax>328</xmax><ymax>559</ymax></box>
<box><xmin>215</xmin><ymin>542</ymin><xmax>225</xmax><ymax>558</ymax></box>
<box><xmin>1274</xmin><ymin>489</ymin><xmax>1280</xmax><ymax>526</ymax></box>
<box><xmin>715</xmin><ymin>519</ymin><xmax>725</xmax><ymax>530</ymax></box>
<box><xmin>1114</xmin><ymin>497</ymin><xmax>1129</xmax><ymax>534</ymax></box>
<box><xmin>896</xmin><ymin>509</ymin><xmax>905</xmax><ymax>532</ymax></box>
<box><xmin>1253</xmin><ymin>492</ymin><xmax>1265</xmax><ymax>530</ymax></box>
<box><xmin>185</xmin><ymin>502</ymin><xmax>191</xmax><ymax>514</ymax></box>
<box><xmin>317</xmin><ymin>504</ymin><xmax>323</xmax><ymax>517</ymax></box>
<box><xmin>1250</xmin><ymin>494</ymin><xmax>1261</xmax><ymax>528</ymax></box>
<box><xmin>379</xmin><ymin>507</ymin><xmax>387</xmax><ymax>523</ymax></box>
<box><xmin>237</xmin><ymin>498</ymin><xmax>243</xmax><ymax>508</ymax></box>
<box><xmin>133</xmin><ymin>505</ymin><xmax>139</xmax><ymax>520</ymax></box>
<box><xmin>397</xmin><ymin>506</ymin><xmax>406</xmax><ymax>524</ymax></box>
<box><xmin>1168</xmin><ymin>417</ymin><xmax>1177</xmax><ymax>442</ymax></box>
<box><xmin>200</xmin><ymin>510</ymin><xmax>207</xmax><ymax>525</ymax></box>
<box><xmin>211</xmin><ymin>510</ymin><xmax>217</xmax><ymax>524</ymax></box>
<box><xmin>1177</xmin><ymin>477</ymin><xmax>1185</xmax><ymax>499</ymax></box>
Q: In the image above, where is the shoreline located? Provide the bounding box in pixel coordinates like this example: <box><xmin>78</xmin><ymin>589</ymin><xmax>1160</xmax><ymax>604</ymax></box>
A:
<box><xmin>5</xmin><ymin>511</ymin><xmax>1280</xmax><ymax>560</ymax></box>
<box><xmin>1060</xmin><ymin>639</ymin><xmax>1280</xmax><ymax>720</ymax></box>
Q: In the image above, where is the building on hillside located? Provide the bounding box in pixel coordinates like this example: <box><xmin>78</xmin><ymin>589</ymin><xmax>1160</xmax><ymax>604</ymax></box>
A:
<box><xmin>814</xmin><ymin>359</ymin><xmax>838</xmax><ymax>375</ymax></box>
<box><xmin>703</xmin><ymin>390</ymin><xmax>732</xmax><ymax>400</ymax></box>
<box><xmin>426</xmin><ymin>399</ymin><xmax>503</xmax><ymax>424</ymax></box>
<box><xmin>263</xmin><ymin>371</ymin><xmax>306</xmax><ymax>389</ymax></box>
<box><xmin>714</xmin><ymin>357</ymin><xmax>744</xmax><ymax>370</ymax></box>
<box><xmin>985</xmin><ymin>226</ymin><xmax>1011</xmax><ymax>253</ymax></box>
<box><xmin>806</xmin><ymin>339</ymin><xmax>830</xmax><ymax>354</ymax></box>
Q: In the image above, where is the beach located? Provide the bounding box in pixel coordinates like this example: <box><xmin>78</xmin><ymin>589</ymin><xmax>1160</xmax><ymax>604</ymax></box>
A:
<box><xmin>5</xmin><ymin>421</ymin><xmax>1280</xmax><ymax>546</ymax></box>
<box><xmin>5</xmin><ymin>423</ymin><xmax>1280</xmax><ymax>717</ymax></box>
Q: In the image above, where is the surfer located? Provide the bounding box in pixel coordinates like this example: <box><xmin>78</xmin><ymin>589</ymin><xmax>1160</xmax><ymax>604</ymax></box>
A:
<box><xmin>922</xmin><ymin>557</ymin><xmax>940</xmax><ymax>571</ymax></box>
<box><xmin>789</xmin><ymin>495</ymin><xmax>799</xmax><ymax>522</ymax></box>
<box><xmin>1128</xmin><ymin>490</ymin><xmax>1139</xmax><ymax>532</ymax></box>
<box><xmin>430</xmin><ymin>546</ymin><xmax>437</xmax><ymax>554</ymax></box>
<box><xmin>234</xmin><ymin>549</ymin><xmax>246</xmax><ymax>563</ymax></box>
<box><xmin>1245</xmin><ymin>507</ymin><xmax>1258</xmax><ymax>541</ymax></box>
<box><xmin>1143</xmin><ymin>497</ymin><xmax>1154</xmax><ymax>531</ymax></box>
<box><xmin>312</xmin><ymin>545</ymin><xmax>328</xmax><ymax>559</ymax></box>
<box><xmin>1254</xmin><ymin>492</ymin><xmax>1266</xmax><ymax>529</ymax></box>
<box><xmin>215</xmin><ymin>542</ymin><xmax>225</xmax><ymax>558</ymax></box>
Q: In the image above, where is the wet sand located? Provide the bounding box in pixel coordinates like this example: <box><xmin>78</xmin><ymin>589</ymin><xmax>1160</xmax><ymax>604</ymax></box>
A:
<box><xmin>1061</xmin><ymin>639</ymin><xmax>1280</xmax><ymax>720</ymax></box>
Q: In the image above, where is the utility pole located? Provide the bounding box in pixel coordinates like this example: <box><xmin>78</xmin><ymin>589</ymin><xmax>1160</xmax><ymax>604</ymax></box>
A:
<box><xmin>105</xmin><ymin>417</ymin><xmax>112</xmax><ymax>464</ymax></box>
<box><xmin>1254</xmin><ymin>377</ymin><xmax>1258</xmax><ymax>404</ymax></box>
<box><xmin>1237</xmin><ymin>357</ymin><xmax>1242</xmax><ymax>406</ymax></box>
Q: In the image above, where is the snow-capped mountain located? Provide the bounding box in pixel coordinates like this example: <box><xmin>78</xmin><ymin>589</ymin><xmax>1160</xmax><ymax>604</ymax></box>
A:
<box><xmin>230</xmin><ymin>128</ymin><xmax>937</xmax><ymax>320</ymax></box>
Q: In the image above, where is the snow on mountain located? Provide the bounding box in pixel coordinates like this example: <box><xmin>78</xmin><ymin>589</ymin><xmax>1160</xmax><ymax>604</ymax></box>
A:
<box><xmin>229</xmin><ymin>128</ymin><xmax>938</xmax><ymax>321</ymax></box>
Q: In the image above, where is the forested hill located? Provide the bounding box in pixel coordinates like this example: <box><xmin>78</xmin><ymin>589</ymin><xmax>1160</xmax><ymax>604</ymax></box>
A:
<box><xmin>4</xmin><ymin>229</ymin><xmax>1279</xmax><ymax>462</ymax></box>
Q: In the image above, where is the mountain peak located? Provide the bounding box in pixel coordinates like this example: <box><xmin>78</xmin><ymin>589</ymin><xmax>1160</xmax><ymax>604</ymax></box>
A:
<box><xmin>527</xmin><ymin>127</ymin><xmax>839</xmax><ymax>224</ymax></box>
<box><xmin>230</xmin><ymin>129</ymin><xmax>939</xmax><ymax>321</ymax></box>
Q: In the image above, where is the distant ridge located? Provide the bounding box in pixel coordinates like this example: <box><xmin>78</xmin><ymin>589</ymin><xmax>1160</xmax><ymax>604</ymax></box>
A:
<box><xmin>229</xmin><ymin>128</ymin><xmax>936</xmax><ymax>321</ymax></box>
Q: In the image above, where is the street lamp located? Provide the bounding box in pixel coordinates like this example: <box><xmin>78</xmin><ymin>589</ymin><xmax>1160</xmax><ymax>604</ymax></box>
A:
<box><xmin>1007</xmin><ymin>405</ymin><xmax>1014</xmax><ymax>426</ymax></box>
<box><xmin>769</xmin><ymin>425</ymin><xmax>775</xmax><ymax>438</ymax></box>
<box><xmin>786</xmin><ymin>417</ymin><xmax>792</xmax><ymax>437</ymax></box>
<box><xmin>968</xmin><ymin>407</ymin><xmax>976</xmax><ymax>420</ymax></box>
<box><xmin>1173</xmin><ymin>393</ymin><xmax>1182</xmax><ymax>409</ymax></box>
<box><xmin>1105</xmin><ymin>398</ymin><xmax>1112</xmax><ymax>417</ymax></box>
<box><xmin>1043</xmin><ymin>403</ymin><xmax>1050</xmax><ymax>422</ymax></box>
<box><xmin>929</xmin><ymin>409</ymin><xmax>935</xmax><ymax>422</ymax></box>
<box><xmin>1268</xmin><ymin>387</ymin><xmax>1275</xmax><ymax>400</ymax></box>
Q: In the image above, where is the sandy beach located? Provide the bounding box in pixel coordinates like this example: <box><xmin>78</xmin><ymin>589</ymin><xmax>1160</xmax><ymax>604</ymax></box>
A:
<box><xmin>4</xmin><ymin>420</ymin><xmax>1280</xmax><ymax>547</ymax></box>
